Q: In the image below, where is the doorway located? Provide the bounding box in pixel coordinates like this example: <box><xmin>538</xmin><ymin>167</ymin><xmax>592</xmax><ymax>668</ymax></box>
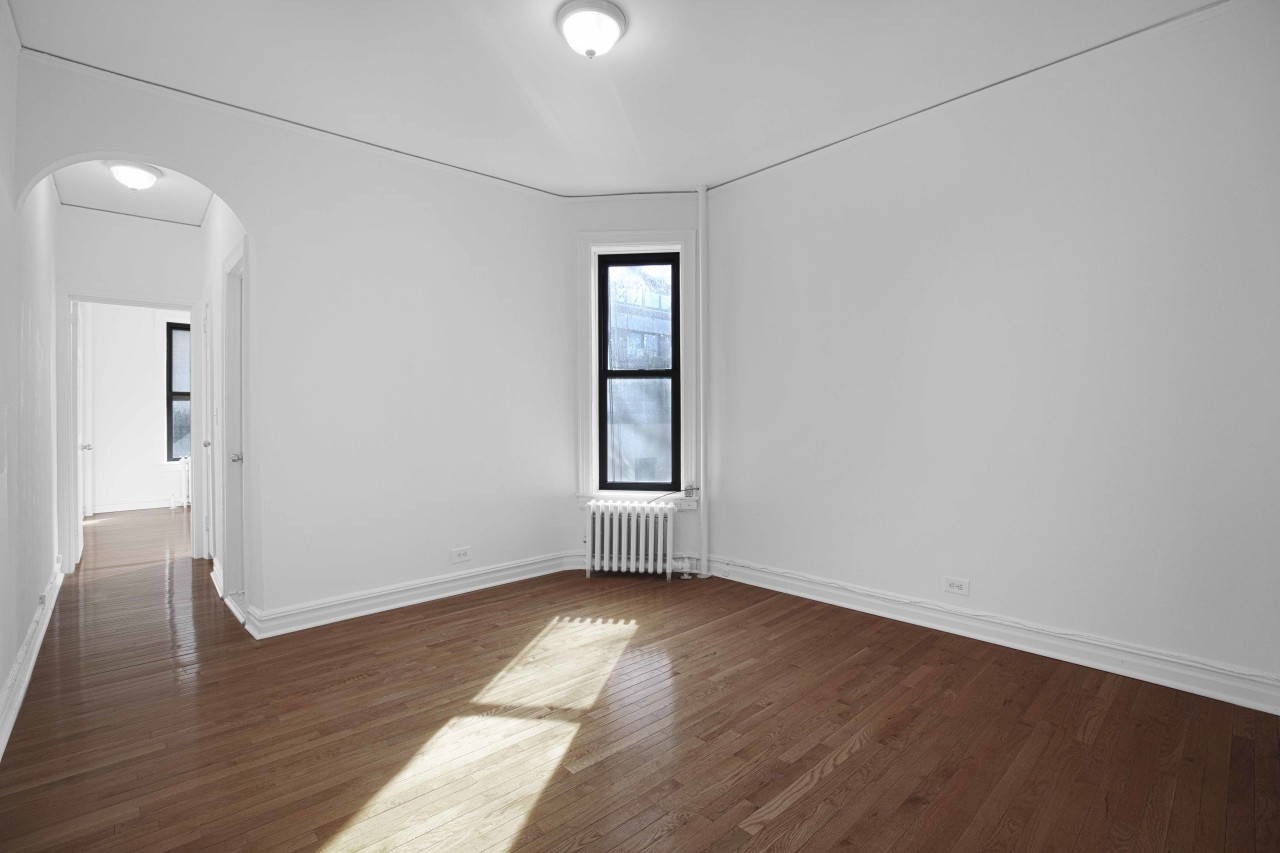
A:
<box><xmin>44</xmin><ymin>157</ymin><xmax>250</xmax><ymax>631</ymax></box>
<box><xmin>67</xmin><ymin>299</ymin><xmax>195</xmax><ymax>537</ymax></box>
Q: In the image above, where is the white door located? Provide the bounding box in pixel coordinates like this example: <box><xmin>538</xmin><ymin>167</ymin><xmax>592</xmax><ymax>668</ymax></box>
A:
<box><xmin>70</xmin><ymin>302</ymin><xmax>85</xmax><ymax>565</ymax></box>
<box><xmin>203</xmin><ymin>301</ymin><xmax>216</xmax><ymax>561</ymax></box>
<box><xmin>222</xmin><ymin>265</ymin><xmax>245</xmax><ymax>599</ymax></box>
<box><xmin>78</xmin><ymin>303</ymin><xmax>94</xmax><ymax>521</ymax></box>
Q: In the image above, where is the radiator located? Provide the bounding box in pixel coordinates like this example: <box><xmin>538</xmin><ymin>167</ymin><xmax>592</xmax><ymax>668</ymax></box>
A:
<box><xmin>585</xmin><ymin>500</ymin><xmax>677</xmax><ymax>580</ymax></box>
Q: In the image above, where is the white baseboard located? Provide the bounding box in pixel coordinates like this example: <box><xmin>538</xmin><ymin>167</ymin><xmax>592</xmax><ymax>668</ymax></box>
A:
<box><xmin>243</xmin><ymin>551</ymin><xmax>582</xmax><ymax>639</ymax></box>
<box><xmin>210</xmin><ymin>560</ymin><xmax>224</xmax><ymax>597</ymax></box>
<box><xmin>223</xmin><ymin>593</ymin><xmax>249</xmax><ymax>627</ymax></box>
<box><xmin>0</xmin><ymin>569</ymin><xmax>65</xmax><ymax>763</ymax></box>
<box><xmin>712</xmin><ymin>554</ymin><xmax>1280</xmax><ymax>716</ymax></box>
<box><xmin>91</xmin><ymin>499</ymin><xmax>179</xmax><ymax>514</ymax></box>
<box><xmin>208</xmin><ymin>560</ymin><xmax>250</xmax><ymax>627</ymax></box>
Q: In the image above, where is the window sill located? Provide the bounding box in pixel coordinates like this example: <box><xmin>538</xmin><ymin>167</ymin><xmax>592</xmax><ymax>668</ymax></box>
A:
<box><xmin>576</xmin><ymin>492</ymin><xmax>699</xmax><ymax>511</ymax></box>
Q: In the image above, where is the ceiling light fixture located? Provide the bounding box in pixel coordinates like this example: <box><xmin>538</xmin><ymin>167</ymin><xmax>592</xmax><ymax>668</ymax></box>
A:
<box><xmin>557</xmin><ymin>0</ymin><xmax>626</xmax><ymax>59</ymax></box>
<box><xmin>106</xmin><ymin>161</ymin><xmax>163</xmax><ymax>191</ymax></box>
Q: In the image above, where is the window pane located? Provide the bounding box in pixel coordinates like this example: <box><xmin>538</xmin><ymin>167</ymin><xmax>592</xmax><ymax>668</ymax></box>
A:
<box><xmin>606</xmin><ymin>378</ymin><xmax>672</xmax><ymax>483</ymax></box>
<box><xmin>171</xmin><ymin>400</ymin><xmax>191</xmax><ymax>459</ymax></box>
<box><xmin>608</xmin><ymin>264</ymin><xmax>672</xmax><ymax>370</ymax></box>
<box><xmin>171</xmin><ymin>327</ymin><xmax>191</xmax><ymax>393</ymax></box>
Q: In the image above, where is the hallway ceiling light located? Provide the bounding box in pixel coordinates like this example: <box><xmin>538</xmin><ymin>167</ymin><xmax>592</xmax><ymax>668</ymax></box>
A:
<box><xmin>106</xmin><ymin>161</ymin><xmax>162</xmax><ymax>191</ymax></box>
<box><xmin>557</xmin><ymin>0</ymin><xmax>626</xmax><ymax>59</ymax></box>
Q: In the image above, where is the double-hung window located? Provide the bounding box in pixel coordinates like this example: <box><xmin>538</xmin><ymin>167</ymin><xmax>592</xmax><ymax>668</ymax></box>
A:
<box><xmin>166</xmin><ymin>322</ymin><xmax>191</xmax><ymax>461</ymax></box>
<box><xmin>597</xmin><ymin>252</ymin><xmax>680</xmax><ymax>491</ymax></box>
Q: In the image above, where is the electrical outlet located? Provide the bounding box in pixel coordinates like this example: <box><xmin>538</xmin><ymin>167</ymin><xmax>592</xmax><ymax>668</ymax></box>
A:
<box><xmin>450</xmin><ymin>546</ymin><xmax>472</xmax><ymax>564</ymax></box>
<box><xmin>945</xmin><ymin>576</ymin><xmax>970</xmax><ymax>596</ymax></box>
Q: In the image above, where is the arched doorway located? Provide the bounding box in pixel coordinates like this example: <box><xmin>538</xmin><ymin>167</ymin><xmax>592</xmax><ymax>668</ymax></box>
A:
<box><xmin>23</xmin><ymin>156</ymin><xmax>253</xmax><ymax>628</ymax></box>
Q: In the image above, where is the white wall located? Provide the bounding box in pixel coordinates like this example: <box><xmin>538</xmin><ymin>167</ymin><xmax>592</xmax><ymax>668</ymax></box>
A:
<box><xmin>1</xmin><ymin>175</ymin><xmax>59</xmax><ymax>755</ymax></box>
<box><xmin>57</xmin><ymin>204</ymin><xmax>203</xmax><ymax>304</ymax></box>
<box><xmin>566</xmin><ymin>195</ymin><xmax>697</xmax><ymax>235</ymax></box>
<box><xmin>83</xmin><ymin>303</ymin><xmax>191</xmax><ymax>512</ymax></box>
<box><xmin>0</xmin><ymin>1</ymin><xmax>20</xmax><ymax>712</ymax></box>
<box><xmin>16</xmin><ymin>177</ymin><xmax>59</xmax><ymax>618</ymax></box>
<box><xmin>18</xmin><ymin>53</ymin><xmax>579</xmax><ymax>620</ymax></box>
<box><xmin>709</xmin><ymin>0</ymin><xmax>1280</xmax><ymax>690</ymax></box>
<box><xmin>1</xmin><ymin>0</ymin><xmax>61</xmax><ymax>755</ymax></box>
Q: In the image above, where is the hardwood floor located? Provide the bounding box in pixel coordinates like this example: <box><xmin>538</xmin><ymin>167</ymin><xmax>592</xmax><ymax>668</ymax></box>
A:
<box><xmin>0</xmin><ymin>509</ymin><xmax>1276</xmax><ymax>851</ymax></box>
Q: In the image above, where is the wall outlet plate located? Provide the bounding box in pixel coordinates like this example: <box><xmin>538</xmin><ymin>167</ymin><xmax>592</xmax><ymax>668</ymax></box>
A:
<box><xmin>451</xmin><ymin>546</ymin><xmax>472</xmax><ymax>564</ymax></box>
<box><xmin>945</xmin><ymin>576</ymin><xmax>970</xmax><ymax>596</ymax></box>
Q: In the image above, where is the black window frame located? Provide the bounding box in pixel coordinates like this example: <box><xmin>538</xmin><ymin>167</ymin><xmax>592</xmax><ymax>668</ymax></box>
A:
<box><xmin>166</xmin><ymin>321</ymin><xmax>191</xmax><ymax>462</ymax></box>
<box><xmin>597</xmin><ymin>251</ymin><xmax>681</xmax><ymax>492</ymax></box>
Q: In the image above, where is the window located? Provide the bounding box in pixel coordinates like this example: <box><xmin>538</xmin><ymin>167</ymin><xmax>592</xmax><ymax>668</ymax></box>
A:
<box><xmin>598</xmin><ymin>252</ymin><xmax>680</xmax><ymax>491</ymax></box>
<box><xmin>166</xmin><ymin>322</ymin><xmax>191</xmax><ymax>461</ymax></box>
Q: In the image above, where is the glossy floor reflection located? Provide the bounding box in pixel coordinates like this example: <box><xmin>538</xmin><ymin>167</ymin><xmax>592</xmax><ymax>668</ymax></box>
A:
<box><xmin>0</xmin><ymin>508</ymin><xmax>1276</xmax><ymax>851</ymax></box>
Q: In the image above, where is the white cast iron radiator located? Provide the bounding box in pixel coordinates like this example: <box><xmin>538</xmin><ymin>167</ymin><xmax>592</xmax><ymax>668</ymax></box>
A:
<box><xmin>585</xmin><ymin>500</ymin><xmax>677</xmax><ymax>580</ymax></box>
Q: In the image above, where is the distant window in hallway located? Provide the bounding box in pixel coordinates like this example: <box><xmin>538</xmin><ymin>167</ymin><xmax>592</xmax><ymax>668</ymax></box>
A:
<box><xmin>166</xmin><ymin>322</ymin><xmax>191</xmax><ymax>461</ymax></box>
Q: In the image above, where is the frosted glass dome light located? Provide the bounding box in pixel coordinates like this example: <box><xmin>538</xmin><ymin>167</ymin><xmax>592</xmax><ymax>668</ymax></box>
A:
<box><xmin>558</xmin><ymin>0</ymin><xmax>626</xmax><ymax>59</ymax></box>
<box><xmin>106</xmin><ymin>161</ymin><xmax>162</xmax><ymax>191</ymax></box>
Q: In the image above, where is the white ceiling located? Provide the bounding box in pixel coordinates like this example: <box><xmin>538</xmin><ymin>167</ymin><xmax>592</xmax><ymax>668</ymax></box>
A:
<box><xmin>52</xmin><ymin>160</ymin><xmax>214</xmax><ymax>227</ymax></box>
<box><xmin>11</xmin><ymin>0</ymin><xmax>1209</xmax><ymax>196</ymax></box>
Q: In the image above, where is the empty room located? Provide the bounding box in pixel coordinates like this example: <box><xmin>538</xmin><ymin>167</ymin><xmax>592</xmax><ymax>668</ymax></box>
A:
<box><xmin>0</xmin><ymin>0</ymin><xmax>1277</xmax><ymax>850</ymax></box>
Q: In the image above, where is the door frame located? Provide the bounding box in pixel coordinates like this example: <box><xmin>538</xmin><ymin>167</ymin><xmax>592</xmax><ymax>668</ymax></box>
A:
<box><xmin>202</xmin><ymin>300</ymin><xmax>216</xmax><ymax>565</ymax></box>
<box><xmin>213</xmin><ymin>242</ymin><xmax>250</xmax><ymax>624</ymax></box>
<box><xmin>77</xmin><ymin>302</ymin><xmax>92</xmax><ymax>525</ymax></box>
<box><xmin>55</xmin><ymin>294</ymin><xmax>204</xmax><ymax>574</ymax></box>
<box><xmin>73</xmin><ymin>301</ymin><xmax>89</xmax><ymax>564</ymax></box>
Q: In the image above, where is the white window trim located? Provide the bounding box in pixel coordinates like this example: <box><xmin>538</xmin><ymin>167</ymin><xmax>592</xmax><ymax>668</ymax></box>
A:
<box><xmin>576</xmin><ymin>230</ymin><xmax>700</xmax><ymax>510</ymax></box>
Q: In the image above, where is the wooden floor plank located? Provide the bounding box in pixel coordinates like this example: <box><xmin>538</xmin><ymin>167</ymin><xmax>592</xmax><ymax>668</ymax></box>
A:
<box><xmin>0</xmin><ymin>507</ymin><xmax>1275</xmax><ymax>851</ymax></box>
<box><xmin>1257</xmin><ymin>712</ymin><xmax>1280</xmax><ymax>852</ymax></box>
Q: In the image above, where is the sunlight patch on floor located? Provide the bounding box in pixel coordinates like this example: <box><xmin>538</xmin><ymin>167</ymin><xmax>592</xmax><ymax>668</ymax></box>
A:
<box><xmin>321</xmin><ymin>716</ymin><xmax>580</xmax><ymax>851</ymax></box>
<box><xmin>475</xmin><ymin>616</ymin><xmax>638</xmax><ymax>710</ymax></box>
<box><xmin>321</xmin><ymin>615</ymin><xmax>638</xmax><ymax>852</ymax></box>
